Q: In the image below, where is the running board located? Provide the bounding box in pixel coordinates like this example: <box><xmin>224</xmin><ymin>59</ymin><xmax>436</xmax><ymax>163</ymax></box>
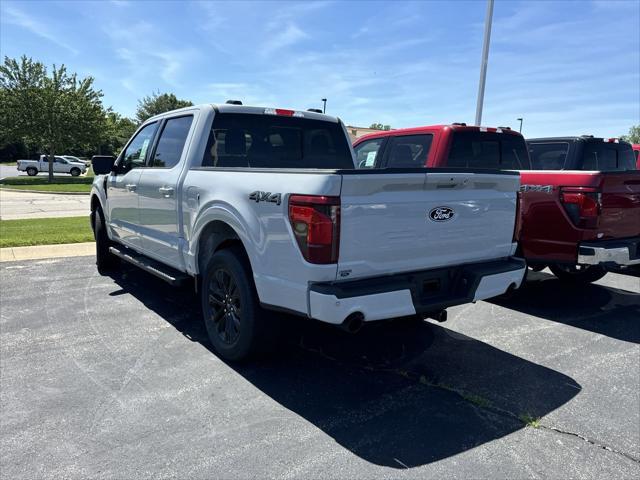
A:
<box><xmin>109</xmin><ymin>246</ymin><xmax>190</xmax><ymax>286</ymax></box>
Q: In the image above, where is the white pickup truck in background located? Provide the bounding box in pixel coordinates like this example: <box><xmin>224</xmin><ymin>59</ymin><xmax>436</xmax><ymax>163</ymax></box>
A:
<box><xmin>90</xmin><ymin>103</ymin><xmax>526</xmax><ymax>361</ymax></box>
<box><xmin>17</xmin><ymin>155</ymin><xmax>88</xmax><ymax>176</ymax></box>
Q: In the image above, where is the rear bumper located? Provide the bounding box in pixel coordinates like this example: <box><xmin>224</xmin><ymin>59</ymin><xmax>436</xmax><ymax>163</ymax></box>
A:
<box><xmin>577</xmin><ymin>237</ymin><xmax>640</xmax><ymax>267</ymax></box>
<box><xmin>308</xmin><ymin>257</ymin><xmax>526</xmax><ymax>324</ymax></box>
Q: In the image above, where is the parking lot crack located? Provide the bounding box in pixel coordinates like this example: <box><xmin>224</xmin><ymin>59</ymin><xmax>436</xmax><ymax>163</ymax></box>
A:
<box><xmin>538</xmin><ymin>424</ymin><xmax>640</xmax><ymax>465</ymax></box>
<box><xmin>337</xmin><ymin>357</ymin><xmax>640</xmax><ymax>467</ymax></box>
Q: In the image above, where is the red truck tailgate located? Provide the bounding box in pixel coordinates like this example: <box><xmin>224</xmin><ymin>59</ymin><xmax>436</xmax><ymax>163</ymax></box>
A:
<box><xmin>597</xmin><ymin>172</ymin><xmax>640</xmax><ymax>239</ymax></box>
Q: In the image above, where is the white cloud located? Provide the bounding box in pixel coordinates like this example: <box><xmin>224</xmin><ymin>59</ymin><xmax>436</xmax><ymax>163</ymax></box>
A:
<box><xmin>1</xmin><ymin>4</ymin><xmax>79</xmax><ymax>55</ymax></box>
<box><xmin>104</xmin><ymin>21</ymin><xmax>198</xmax><ymax>89</ymax></box>
<box><xmin>261</xmin><ymin>22</ymin><xmax>308</xmax><ymax>56</ymax></box>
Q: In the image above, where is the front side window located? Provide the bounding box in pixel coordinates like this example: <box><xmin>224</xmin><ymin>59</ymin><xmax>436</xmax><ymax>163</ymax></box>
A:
<box><xmin>528</xmin><ymin>143</ymin><xmax>569</xmax><ymax>170</ymax></box>
<box><xmin>385</xmin><ymin>135</ymin><xmax>432</xmax><ymax>168</ymax></box>
<box><xmin>201</xmin><ymin>113</ymin><xmax>353</xmax><ymax>169</ymax></box>
<box><xmin>150</xmin><ymin>116</ymin><xmax>193</xmax><ymax>168</ymax></box>
<box><xmin>120</xmin><ymin>122</ymin><xmax>158</xmax><ymax>172</ymax></box>
<box><xmin>354</xmin><ymin>138</ymin><xmax>384</xmax><ymax>168</ymax></box>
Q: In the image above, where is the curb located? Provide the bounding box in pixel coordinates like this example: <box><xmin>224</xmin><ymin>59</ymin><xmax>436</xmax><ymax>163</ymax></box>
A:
<box><xmin>0</xmin><ymin>187</ymin><xmax>90</xmax><ymax>195</ymax></box>
<box><xmin>0</xmin><ymin>242</ymin><xmax>95</xmax><ymax>262</ymax></box>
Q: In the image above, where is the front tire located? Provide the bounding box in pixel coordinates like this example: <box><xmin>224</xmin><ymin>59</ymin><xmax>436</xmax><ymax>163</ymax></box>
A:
<box><xmin>70</xmin><ymin>168</ymin><xmax>81</xmax><ymax>177</ymax></box>
<box><xmin>201</xmin><ymin>247</ymin><xmax>276</xmax><ymax>362</ymax></box>
<box><xmin>549</xmin><ymin>263</ymin><xmax>607</xmax><ymax>284</ymax></box>
<box><xmin>93</xmin><ymin>207</ymin><xmax>118</xmax><ymax>273</ymax></box>
<box><xmin>26</xmin><ymin>167</ymin><xmax>37</xmax><ymax>176</ymax></box>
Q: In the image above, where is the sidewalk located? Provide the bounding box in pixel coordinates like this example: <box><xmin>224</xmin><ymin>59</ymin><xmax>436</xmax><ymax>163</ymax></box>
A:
<box><xmin>0</xmin><ymin>188</ymin><xmax>90</xmax><ymax>220</ymax></box>
<box><xmin>0</xmin><ymin>242</ymin><xmax>95</xmax><ymax>262</ymax></box>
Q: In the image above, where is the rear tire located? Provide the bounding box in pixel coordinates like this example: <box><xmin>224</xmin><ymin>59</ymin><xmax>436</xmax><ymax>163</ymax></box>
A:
<box><xmin>200</xmin><ymin>247</ymin><xmax>277</xmax><ymax>362</ymax></box>
<box><xmin>549</xmin><ymin>263</ymin><xmax>607</xmax><ymax>284</ymax></box>
<box><xmin>26</xmin><ymin>167</ymin><xmax>37</xmax><ymax>176</ymax></box>
<box><xmin>70</xmin><ymin>168</ymin><xmax>81</xmax><ymax>177</ymax></box>
<box><xmin>93</xmin><ymin>207</ymin><xmax>118</xmax><ymax>273</ymax></box>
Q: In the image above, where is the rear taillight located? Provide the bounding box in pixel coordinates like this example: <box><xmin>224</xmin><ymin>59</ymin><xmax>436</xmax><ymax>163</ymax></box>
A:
<box><xmin>288</xmin><ymin>194</ymin><xmax>340</xmax><ymax>264</ymax></box>
<box><xmin>560</xmin><ymin>187</ymin><xmax>601</xmax><ymax>229</ymax></box>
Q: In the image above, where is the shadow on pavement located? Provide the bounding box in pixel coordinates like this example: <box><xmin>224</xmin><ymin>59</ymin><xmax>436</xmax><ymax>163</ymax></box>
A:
<box><xmin>107</xmin><ymin>265</ymin><xmax>580</xmax><ymax>468</ymax></box>
<box><xmin>492</xmin><ymin>270</ymin><xmax>640</xmax><ymax>344</ymax></box>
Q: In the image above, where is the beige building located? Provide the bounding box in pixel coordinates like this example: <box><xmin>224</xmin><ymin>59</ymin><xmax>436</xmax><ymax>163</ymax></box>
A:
<box><xmin>345</xmin><ymin>126</ymin><xmax>384</xmax><ymax>143</ymax></box>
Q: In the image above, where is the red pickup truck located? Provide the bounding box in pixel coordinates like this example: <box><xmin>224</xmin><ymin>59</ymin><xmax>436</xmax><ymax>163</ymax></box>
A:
<box><xmin>354</xmin><ymin>125</ymin><xmax>640</xmax><ymax>283</ymax></box>
<box><xmin>633</xmin><ymin>144</ymin><xmax>640</xmax><ymax>169</ymax></box>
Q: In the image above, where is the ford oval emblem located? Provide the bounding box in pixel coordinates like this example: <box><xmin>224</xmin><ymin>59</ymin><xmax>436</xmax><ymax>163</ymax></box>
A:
<box><xmin>429</xmin><ymin>206</ymin><xmax>455</xmax><ymax>222</ymax></box>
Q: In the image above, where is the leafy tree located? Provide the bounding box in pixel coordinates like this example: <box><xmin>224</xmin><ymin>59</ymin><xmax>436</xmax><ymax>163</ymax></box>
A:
<box><xmin>369</xmin><ymin>123</ymin><xmax>392</xmax><ymax>131</ymax></box>
<box><xmin>0</xmin><ymin>55</ymin><xmax>106</xmax><ymax>181</ymax></box>
<box><xmin>100</xmin><ymin>111</ymin><xmax>137</xmax><ymax>156</ymax></box>
<box><xmin>136</xmin><ymin>91</ymin><xmax>193</xmax><ymax>124</ymax></box>
<box><xmin>620</xmin><ymin>125</ymin><xmax>640</xmax><ymax>144</ymax></box>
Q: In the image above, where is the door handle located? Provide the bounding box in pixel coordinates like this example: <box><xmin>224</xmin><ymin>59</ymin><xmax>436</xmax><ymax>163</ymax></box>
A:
<box><xmin>125</xmin><ymin>184</ymin><xmax>137</xmax><ymax>192</ymax></box>
<box><xmin>159</xmin><ymin>186</ymin><xmax>174</xmax><ymax>197</ymax></box>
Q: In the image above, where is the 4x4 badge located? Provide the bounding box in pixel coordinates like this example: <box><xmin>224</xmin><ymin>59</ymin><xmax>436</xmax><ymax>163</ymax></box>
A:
<box><xmin>249</xmin><ymin>191</ymin><xmax>282</xmax><ymax>205</ymax></box>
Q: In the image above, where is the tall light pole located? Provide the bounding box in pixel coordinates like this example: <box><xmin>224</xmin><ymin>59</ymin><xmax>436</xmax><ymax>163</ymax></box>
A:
<box><xmin>517</xmin><ymin>117</ymin><xmax>523</xmax><ymax>133</ymax></box>
<box><xmin>321</xmin><ymin>98</ymin><xmax>327</xmax><ymax>114</ymax></box>
<box><xmin>474</xmin><ymin>0</ymin><xmax>494</xmax><ymax>126</ymax></box>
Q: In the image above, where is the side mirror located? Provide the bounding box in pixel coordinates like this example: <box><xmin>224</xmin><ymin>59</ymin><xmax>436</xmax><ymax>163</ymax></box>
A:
<box><xmin>92</xmin><ymin>156</ymin><xmax>116</xmax><ymax>175</ymax></box>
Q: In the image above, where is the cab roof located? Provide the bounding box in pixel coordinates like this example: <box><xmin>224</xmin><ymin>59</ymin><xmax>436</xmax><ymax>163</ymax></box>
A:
<box><xmin>354</xmin><ymin>123</ymin><xmax>523</xmax><ymax>143</ymax></box>
<box><xmin>527</xmin><ymin>136</ymin><xmax>632</xmax><ymax>145</ymax></box>
<box><xmin>146</xmin><ymin>103</ymin><xmax>340</xmax><ymax>124</ymax></box>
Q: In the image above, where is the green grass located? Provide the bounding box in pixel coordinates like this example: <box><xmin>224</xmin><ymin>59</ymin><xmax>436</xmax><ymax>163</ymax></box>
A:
<box><xmin>0</xmin><ymin>216</ymin><xmax>94</xmax><ymax>248</ymax></box>
<box><xmin>0</xmin><ymin>161</ymin><xmax>17</xmax><ymax>166</ymax></box>
<box><xmin>0</xmin><ymin>175</ymin><xmax>93</xmax><ymax>193</ymax></box>
<box><xmin>519</xmin><ymin>413</ymin><xmax>541</xmax><ymax>428</ymax></box>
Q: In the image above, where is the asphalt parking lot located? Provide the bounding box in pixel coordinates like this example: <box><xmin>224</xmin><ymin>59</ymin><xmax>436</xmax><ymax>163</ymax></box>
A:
<box><xmin>1</xmin><ymin>256</ymin><xmax>638</xmax><ymax>478</ymax></box>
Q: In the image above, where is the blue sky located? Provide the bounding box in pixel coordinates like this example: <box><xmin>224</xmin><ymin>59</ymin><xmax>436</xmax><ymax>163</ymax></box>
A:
<box><xmin>1</xmin><ymin>0</ymin><xmax>638</xmax><ymax>137</ymax></box>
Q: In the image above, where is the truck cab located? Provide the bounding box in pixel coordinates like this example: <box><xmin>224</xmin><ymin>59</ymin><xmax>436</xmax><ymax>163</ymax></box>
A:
<box><xmin>632</xmin><ymin>144</ymin><xmax>640</xmax><ymax>169</ymax></box>
<box><xmin>353</xmin><ymin>124</ymin><xmax>530</xmax><ymax>170</ymax></box>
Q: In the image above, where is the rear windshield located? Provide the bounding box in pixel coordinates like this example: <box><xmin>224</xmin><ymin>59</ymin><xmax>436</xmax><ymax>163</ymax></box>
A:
<box><xmin>580</xmin><ymin>142</ymin><xmax>636</xmax><ymax>171</ymax></box>
<box><xmin>201</xmin><ymin>113</ymin><xmax>354</xmax><ymax>169</ymax></box>
<box><xmin>528</xmin><ymin>142</ymin><xmax>569</xmax><ymax>170</ymax></box>
<box><xmin>447</xmin><ymin>131</ymin><xmax>531</xmax><ymax>170</ymax></box>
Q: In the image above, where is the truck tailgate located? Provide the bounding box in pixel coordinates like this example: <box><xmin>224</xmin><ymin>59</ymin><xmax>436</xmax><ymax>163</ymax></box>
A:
<box><xmin>598</xmin><ymin>172</ymin><xmax>640</xmax><ymax>238</ymax></box>
<box><xmin>337</xmin><ymin>170</ymin><xmax>520</xmax><ymax>280</ymax></box>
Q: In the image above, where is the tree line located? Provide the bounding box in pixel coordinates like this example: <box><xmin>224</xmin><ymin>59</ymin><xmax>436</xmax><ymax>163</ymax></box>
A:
<box><xmin>0</xmin><ymin>55</ymin><xmax>193</xmax><ymax>178</ymax></box>
<box><xmin>1</xmin><ymin>55</ymin><xmax>639</xmax><ymax>176</ymax></box>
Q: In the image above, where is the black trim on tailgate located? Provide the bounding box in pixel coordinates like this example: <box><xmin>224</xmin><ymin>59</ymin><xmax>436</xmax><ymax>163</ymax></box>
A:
<box><xmin>310</xmin><ymin>257</ymin><xmax>526</xmax><ymax>314</ymax></box>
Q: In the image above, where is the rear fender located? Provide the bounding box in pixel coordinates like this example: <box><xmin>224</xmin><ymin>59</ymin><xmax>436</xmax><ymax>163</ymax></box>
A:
<box><xmin>189</xmin><ymin>204</ymin><xmax>255</xmax><ymax>278</ymax></box>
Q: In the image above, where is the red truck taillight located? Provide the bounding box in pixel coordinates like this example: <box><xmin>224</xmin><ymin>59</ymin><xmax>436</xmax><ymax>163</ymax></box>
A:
<box><xmin>560</xmin><ymin>187</ymin><xmax>601</xmax><ymax>229</ymax></box>
<box><xmin>288</xmin><ymin>195</ymin><xmax>340</xmax><ymax>264</ymax></box>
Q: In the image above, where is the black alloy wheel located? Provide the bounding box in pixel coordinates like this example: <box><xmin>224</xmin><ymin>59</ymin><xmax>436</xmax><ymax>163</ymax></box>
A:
<box><xmin>207</xmin><ymin>267</ymin><xmax>242</xmax><ymax>345</ymax></box>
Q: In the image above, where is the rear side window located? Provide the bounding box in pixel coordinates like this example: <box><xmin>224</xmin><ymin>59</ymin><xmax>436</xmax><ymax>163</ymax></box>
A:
<box><xmin>354</xmin><ymin>138</ymin><xmax>384</xmax><ymax>168</ymax></box>
<box><xmin>150</xmin><ymin>116</ymin><xmax>193</xmax><ymax>168</ymax></box>
<box><xmin>448</xmin><ymin>132</ymin><xmax>530</xmax><ymax>169</ymax></box>
<box><xmin>528</xmin><ymin>143</ymin><xmax>569</xmax><ymax>170</ymax></box>
<box><xmin>201</xmin><ymin>113</ymin><xmax>354</xmax><ymax>169</ymax></box>
<box><xmin>385</xmin><ymin>134</ymin><xmax>433</xmax><ymax>168</ymax></box>
<box><xmin>581</xmin><ymin>142</ymin><xmax>636</xmax><ymax>171</ymax></box>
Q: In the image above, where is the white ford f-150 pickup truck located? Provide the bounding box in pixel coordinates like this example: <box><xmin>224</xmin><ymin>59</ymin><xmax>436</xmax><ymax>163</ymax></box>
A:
<box><xmin>17</xmin><ymin>155</ymin><xmax>87</xmax><ymax>176</ymax></box>
<box><xmin>90</xmin><ymin>103</ymin><xmax>526</xmax><ymax>361</ymax></box>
